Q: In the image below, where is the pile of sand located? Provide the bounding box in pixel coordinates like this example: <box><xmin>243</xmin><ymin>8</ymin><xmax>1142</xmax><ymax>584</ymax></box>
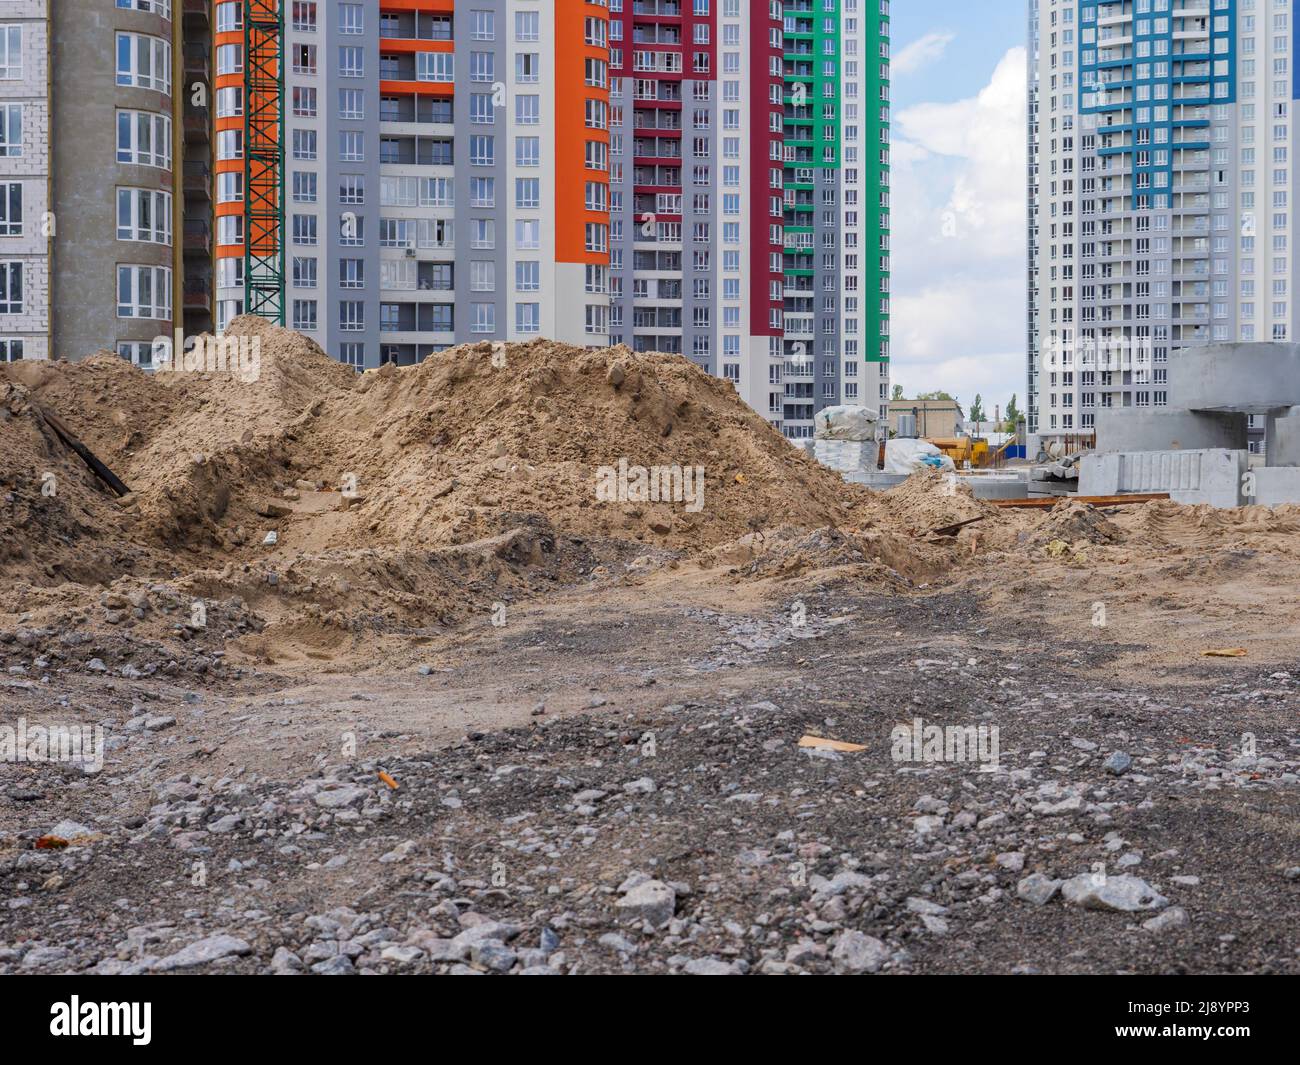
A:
<box><xmin>8</xmin><ymin>319</ymin><xmax>1300</xmax><ymax>670</ymax></box>
<box><xmin>0</xmin><ymin>321</ymin><xmax>877</xmax><ymax>664</ymax></box>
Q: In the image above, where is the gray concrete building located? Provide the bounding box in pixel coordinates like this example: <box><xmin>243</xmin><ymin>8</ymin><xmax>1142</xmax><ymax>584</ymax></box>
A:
<box><xmin>0</xmin><ymin>0</ymin><xmax>211</xmax><ymax>368</ymax></box>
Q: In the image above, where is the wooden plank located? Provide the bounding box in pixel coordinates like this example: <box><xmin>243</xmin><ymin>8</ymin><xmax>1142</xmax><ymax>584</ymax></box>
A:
<box><xmin>35</xmin><ymin>406</ymin><xmax>132</xmax><ymax>497</ymax></box>
<box><xmin>992</xmin><ymin>493</ymin><xmax>1170</xmax><ymax>510</ymax></box>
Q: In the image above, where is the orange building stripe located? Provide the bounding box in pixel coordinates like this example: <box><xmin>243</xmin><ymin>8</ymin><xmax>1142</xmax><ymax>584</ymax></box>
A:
<box><xmin>379</xmin><ymin>79</ymin><xmax>454</xmax><ymax>97</ymax></box>
<box><xmin>378</xmin><ymin>38</ymin><xmax>454</xmax><ymax>54</ymax></box>
<box><xmin>380</xmin><ymin>0</ymin><xmax>454</xmax><ymax>12</ymax></box>
<box><xmin>555</xmin><ymin>2</ymin><xmax>610</xmax><ymax>268</ymax></box>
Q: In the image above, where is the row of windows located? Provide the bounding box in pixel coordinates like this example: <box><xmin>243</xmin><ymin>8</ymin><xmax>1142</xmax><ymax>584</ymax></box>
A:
<box><xmin>0</xmin><ymin>263</ymin><xmax>171</xmax><ymax>321</ymax></box>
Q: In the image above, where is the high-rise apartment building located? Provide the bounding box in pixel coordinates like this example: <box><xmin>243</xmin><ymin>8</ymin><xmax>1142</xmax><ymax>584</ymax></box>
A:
<box><xmin>0</xmin><ymin>0</ymin><xmax>212</xmax><ymax>367</ymax></box>
<box><xmin>203</xmin><ymin>1</ymin><xmax>889</xmax><ymax>434</ymax></box>
<box><xmin>215</xmin><ymin>0</ymin><xmax>614</xmax><ymax>366</ymax></box>
<box><xmin>1030</xmin><ymin>0</ymin><xmax>1297</xmax><ymax>452</ymax></box>
<box><xmin>777</xmin><ymin>0</ymin><xmax>891</xmax><ymax>438</ymax></box>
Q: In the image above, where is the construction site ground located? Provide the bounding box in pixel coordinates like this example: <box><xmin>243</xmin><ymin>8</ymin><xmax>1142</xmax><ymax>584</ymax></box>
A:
<box><xmin>1</xmin><ymin>323</ymin><xmax>1296</xmax><ymax>975</ymax></box>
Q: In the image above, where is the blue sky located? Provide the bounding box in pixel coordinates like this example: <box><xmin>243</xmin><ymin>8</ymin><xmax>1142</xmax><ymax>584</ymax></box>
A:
<box><xmin>887</xmin><ymin>1</ymin><xmax>1028</xmax><ymax>420</ymax></box>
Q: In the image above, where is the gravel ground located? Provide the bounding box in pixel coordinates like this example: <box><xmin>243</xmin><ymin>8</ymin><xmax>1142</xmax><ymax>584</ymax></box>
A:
<box><xmin>1</xmin><ymin>586</ymin><xmax>1297</xmax><ymax>975</ymax></box>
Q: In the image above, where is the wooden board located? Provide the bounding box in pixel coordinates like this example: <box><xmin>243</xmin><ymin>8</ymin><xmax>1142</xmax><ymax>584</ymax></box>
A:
<box><xmin>991</xmin><ymin>493</ymin><xmax>1170</xmax><ymax>510</ymax></box>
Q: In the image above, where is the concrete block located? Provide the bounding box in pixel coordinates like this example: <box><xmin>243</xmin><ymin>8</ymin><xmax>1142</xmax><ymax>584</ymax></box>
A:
<box><xmin>1268</xmin><ymin>412</ymin><xmax>1300</xmax><ymax>467</ymax></box>
<box><xmin>1250</xmin><ymin>467</ymin><xmax>1300</xmax><ymax>506</ymax></box>
<box><xmin>1095</xmin><ymin>408</ymin><xmax>1247</xmax><ymax>453</ymax></box>
<box><xmin>1079</xmin><ymin>449</ymin><xmax>1247</xmax><ymax>508</ymax></box>
<box><xmin>1169</xmin><ymin>343</ymin><xmax>1300</xmax><ymax>414</ymax></box>
<box><xmin>968</xmin><ymin>478</ymin><xmax>1030</xmax><ymax>501</ymax></box>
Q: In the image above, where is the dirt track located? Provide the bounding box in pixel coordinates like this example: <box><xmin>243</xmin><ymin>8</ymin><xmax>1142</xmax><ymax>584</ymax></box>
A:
<box><xmin>2</xmin><ymin>566</ymin><xmax>1297</xmax><ymax>975</ymax></box>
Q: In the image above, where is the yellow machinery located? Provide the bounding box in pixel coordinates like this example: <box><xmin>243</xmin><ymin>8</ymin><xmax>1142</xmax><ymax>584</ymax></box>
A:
<box><xmin>925</xmin><ymin>436</ymin><xmax>990</xmax><ymax>469</ymax></box>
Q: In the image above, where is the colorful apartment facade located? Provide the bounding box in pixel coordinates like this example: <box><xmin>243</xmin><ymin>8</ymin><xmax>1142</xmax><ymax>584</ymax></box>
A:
<box><xmin>208</xmin><ymin>0</ymin><xmax>892</xmax><ymax>436</ymax></box>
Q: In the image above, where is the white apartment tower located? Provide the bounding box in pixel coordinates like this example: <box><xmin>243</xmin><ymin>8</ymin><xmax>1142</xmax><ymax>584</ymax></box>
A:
<box><xmin>1031</xmin><ymin>0</ymin><xmax>1298</xmax><ymax>454</ymax></box>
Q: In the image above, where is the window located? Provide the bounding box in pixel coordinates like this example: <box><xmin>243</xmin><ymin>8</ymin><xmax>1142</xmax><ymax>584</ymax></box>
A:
<box><xmin>418</xmin><ymin>52</ymin><xmax>455</xmax><ymax>82</ymax></box>
<box><xmin>292</xmin><ymin>129</ymin><xmax>317</xmax><ymax>160</ymax></box>
<box><xmin>472</xmin><ymin>303</ymin><xmax>495</xmax><ymax>333</ymax></box>
<box><xmin>216</xmin><ymin>214</ymin><xmax>243</xmax><ymax>245</ymax></box>
<box><xmin>516</xmin><ymin>178</ymin><xmax>540</xmax><ymax>209</ymax></box>
<box><xmin>516</xmin><ymin>136</ymin><xmax>540</xmax><ymax>167</ymax></box>
<box><xmin>116</xmin><ymin>0</ymin><xmax>171</xmax><ymax>16</ymax></box>
<box><xmin>291</xmin><ymin>171</ymin><xmax>316</xmax><ymax>203</ymax></box>
<box><xmin>516</xmin><ymin>11</ymin><xmax>540</xmax><ymax>42</ymax></box>
<box><xmin>516</xmin><ymin>261</ymin><xmax>540</xmax><ymax>292</ymax></box>
<box><xmin>293</xmin><ymin>86</ymin><xmax>317</xmax><ymax>118</ymax></box>
<box><xmin>339</xmin><ymin>88</ymin><xmax>364</xmax><ymax>120</ymax></box>
<box><xmin>117</xmin><ymin>110</ymin><xmax>171</xmax><ymax>167</ymax></box>
<box><xmin>116</xmin><ymin>265</ymin><xmax>171</xmax><ymax>320</ymax></box>
<box><xmin>339</xmin><ymin>259</ymin><xmax>364</xmax><ymax>289</ymax></box>
<box><xmin>117</xmin><ymin>188</ymin><xmax>172</xmax><ymax>244</ymax></box>
<box><xmin>515</xmin><ymin>219</ymin><xmax>540</xmax><ymax>249</ymax></box>
<box><xmin>0</xmin><ymin>338</ymin><xmax>22</xmax><ymax>362</ymax></box>
<box><xmin>516</xmin><ymin>53</ymin><xmax>540</xmax><ymax>84</ymax></box>
<box><xmin>292</xmin><ymin>1</ymin><xmax>317</xmax><ymax>32</ymax></box>
<box><xmin>216</xmin><ymin>128</ymin><xmax>243</xmax><ymax>161</ymax></box>
<box><xmin>216</xmin><ymin>86</ymin><xmax>244</xmax><ymax>118</ymax></box>
<box><xmin>338</xmin><ymin>3</ymin><xmax>363</xmax><ymax>34</ymax></box>
<box><xmin>339</xmin><ymin>175</ymin><xmax>365</xmax><ymax>204</ymax></box>
<box><xmin>0</xmin><ymin>261</ymin><xmax>21</xmax><ymax>314</ymax></box>
<box><xmin>470</xmin><ymin>261</ymin><xmax>495</xmax><ymax>292</ymax></box>
<box><xmin>339</xmin><ymin>213</ymin><xmax>364</xmax><ymax>246</ymax></box>
<box><xmin>470</xmin><ymin>135</ymin><xmax>494</xmax><ymax>166</ymax></box>
<box><xmin>292</xmin><ymin>257</ymin><xmax>317</xmax><ymax>288</ymax></box>
<box><xmin>340</xmin><ymin>301</ymin><xmax>364</xmax><ymax>331</ymax></box>
<box><xmin>116</xmin><ymin>33</ymin><xmax>171</xmax><ymax>93</ymax></box>
<box><xmin>292</xmin><ymin>214</ymin><xmax>318</xmax><ymax>245</ymax></box>
<box><xmin>216</xmin><ymin>3</ymin><xmax>242</xmax><ymax>34</ymax></box>
<box><xmin>216</xmin><ymin>43</ymin><xmax>242</xmax><ymax>76</ymax></box>
<box><xmin>339</xmin><ymin>46</ymin><xmax>363</xmax><ymax>78</ymax></box>
<box><xmin>0</xmin><ymin>104</ymin><xmax>20</xmax><ymax>157</ymax></box>
<box><xmin>0</xmin><ymin>182</ymin><xmax>20</xmax><ymax>236</ymax></box>
<box><xmin>340</xmin><ymin>131</ymin><xmax>364</xmax><ymax>162</ymax></box>
<box><xmin>292</xmin><ymin>44</ymin><xmax>317</xmax><ymax>74</ymax></box>
<box><xmin>292</xmin><ymin>299</ymin><xmax>318</xmax><ymax>331</ymax></box>
<box><xmin>516</xmin><ymin>303</ymin><xmax>540</xmax><ymax>334</ymax></box>
<box><xmin>0</xmin><ymin>25</ymin><xmax>21</xmax><ymax>81</ymax></box>
<box><xmin>516</xmin><ymin>95</ymin><xmax>540</xmax><ymax>126</ymax></box>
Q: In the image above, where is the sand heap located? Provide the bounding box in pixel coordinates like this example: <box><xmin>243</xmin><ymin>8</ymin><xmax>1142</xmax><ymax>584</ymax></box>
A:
<box><xmin>0</xmin><ymin>321</ymin><xmax>883</xmax><ymax>664</ymax></box>
<box><xmin>5</xmin><ymin>320</ymin><xmax>1300</xmax><ymax>670</ymax></box>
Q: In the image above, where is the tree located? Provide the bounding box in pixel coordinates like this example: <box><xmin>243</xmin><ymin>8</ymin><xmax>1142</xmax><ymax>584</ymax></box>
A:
<box><xmin>915</xmin><ymin>390</ymin><xmax>956</xmax><ymax>402</ymax></box>
<box><xmin>969</xmin><ymin>393</ymin><xmax>985</xmax><ymax>423</ymax></box>
<box><xmin>1003</xmin><ymin>394</ymin><xmax>1021</xmax><ymax>433</ymax></box>
<box><xmin>891</xmin><ymin>384</ymin><xmax>904</xmax><ymax>401</ymax></box>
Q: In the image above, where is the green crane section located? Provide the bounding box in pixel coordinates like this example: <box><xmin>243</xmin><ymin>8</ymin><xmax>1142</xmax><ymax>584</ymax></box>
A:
<box><xmin>244</xmin><ymin>0</ymin><xmax>285</xmax><ymax>324</ymax></box>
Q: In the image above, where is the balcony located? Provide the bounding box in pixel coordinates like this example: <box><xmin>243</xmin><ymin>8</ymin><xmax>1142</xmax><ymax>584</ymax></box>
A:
<box><xmin>184</xmin><ymin>279</ymin><xmax>212</xmax><ymax>312</ymax></box>
<box><xmin>184</xmin><ymin>108</ymin><xmax>210</xmax><ymax>144</ymax></box>
<box><xmin>183</xmin><ymin>219</ymin><xmax>211</xmax><ymax>255</ymax></box>
<box><xmin>183</xmin><ymin>160</ymin><xmax>211</xmax><ymax>200</ymax></box>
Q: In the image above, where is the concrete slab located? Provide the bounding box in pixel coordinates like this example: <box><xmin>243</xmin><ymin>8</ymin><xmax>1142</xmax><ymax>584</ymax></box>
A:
<box><xmin>1095</xmin><ymin>409</ymin><xmax>1247</xmax><ymax>453</ymax></box>
<box><xmin>1079</xmin><ymin>449</ymin><xmax>1247</xmax><ymax>508</ymax></box>
<box><xmin>1168</xmin><ymin>342</ymin><xmax>1300</xmax><ymax>414</ymax></box>
<box><xmin>1250</xmin><ymin>467</ymin><xmax>1300</xmax><ymax>506</ymax></box>
<box><xmin>1268</xmin><ymin>412</ymin><xmax>1300</xmax><ymax>467</ymax></box>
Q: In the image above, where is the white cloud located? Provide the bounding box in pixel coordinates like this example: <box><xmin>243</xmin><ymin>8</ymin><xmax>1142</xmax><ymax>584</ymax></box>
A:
<box><xmin>889</xmin><ymin>47</ymin><xmax>1029</xmax><ymax>410</ymax></box>
<box><xmin>892</xmin><ymin>32</ymin><xmax>956</xmax><ymax>77</ymax></box>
